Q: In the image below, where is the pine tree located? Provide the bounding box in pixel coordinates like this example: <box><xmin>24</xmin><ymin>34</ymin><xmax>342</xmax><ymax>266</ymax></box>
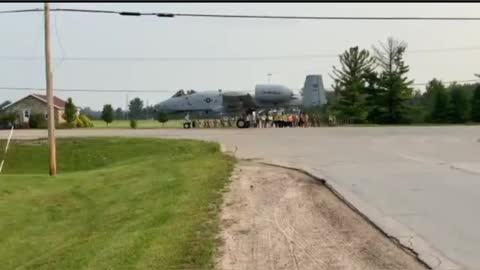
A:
<box><xmin>363</xmin><ymin>70</ymin><xmax>384</xmax><ymax>123</ymax></box>
<box><xmin>430</xmin><ymin>84</ymin><xmax>449</xmax><ymax>123</ymax></box>
<box><xmin>64</xmin><ymin>98</ymin><xmax>77</xmax><ymax>124</ymax></box>
<box><xmin>448</xmin><ymin>85</ymin><xmax>470</xmax><ymax>123</ymax></box>
<box><xmin>331</xmin><ymin>46</ymin><xmax>375</xmax><ymax>123</ymax></box>
<box><xmin>372</xmin><ymin>37</ymin><xmax>414</xmax><ymax>124</ymax></box>
<box><xmin>423</xmin><ymin>79</ymin><xmax>444</xmax><ymax>119</ymax></box>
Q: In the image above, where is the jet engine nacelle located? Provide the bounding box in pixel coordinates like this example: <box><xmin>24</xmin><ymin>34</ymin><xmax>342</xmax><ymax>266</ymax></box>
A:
<box><xmin>254</xmin><ymin>84</ymin><xmax>294</xmax><ymax>104</ymax></box>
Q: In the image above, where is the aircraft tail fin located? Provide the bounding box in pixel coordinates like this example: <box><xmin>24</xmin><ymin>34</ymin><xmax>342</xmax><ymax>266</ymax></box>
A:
<box><xmin>302</xmin><ymin>74</ymin><xmax>327</xmax><ymax>108</ymax></box>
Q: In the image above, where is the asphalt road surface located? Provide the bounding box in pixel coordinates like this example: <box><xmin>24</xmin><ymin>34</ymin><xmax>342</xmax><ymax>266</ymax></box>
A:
<box><xmin>3</xmin><ymin>126</ymin><xmax>480</xmax><ymax>270</ymax></box>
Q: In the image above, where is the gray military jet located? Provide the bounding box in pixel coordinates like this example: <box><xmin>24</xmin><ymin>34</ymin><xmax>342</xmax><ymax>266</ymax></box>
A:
<box><xmin>155</xmin><ymin>74</ymin><xmax>327</xmax><ymax>128</ymax></box>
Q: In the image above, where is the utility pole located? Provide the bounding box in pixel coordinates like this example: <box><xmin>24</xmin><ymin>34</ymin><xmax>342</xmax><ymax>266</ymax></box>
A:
<box><xmin>44</xmin><ymin>2</ymin><xmax>56</xmax><ymax>176</ymax></box>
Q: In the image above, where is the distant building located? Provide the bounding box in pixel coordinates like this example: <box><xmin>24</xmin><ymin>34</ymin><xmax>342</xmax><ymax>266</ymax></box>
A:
<box><xmin>1</xmin><ymin>94</ymin><xmax>70</xmax><ymax>126</ymax></box>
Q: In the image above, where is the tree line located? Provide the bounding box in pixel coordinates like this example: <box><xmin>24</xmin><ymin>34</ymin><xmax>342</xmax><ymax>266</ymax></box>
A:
<box><xmin>324</xmin><ymin>37</ymin><xmax>480</xmax><ymax>125</ymax></box>
<box><xmin>98</xmin><ymin>97</ymin><xmax>167</xmax><ymax>127</ymax></box>
<box><xmin>83</xmin><ymin>98</ymin><xmax>157</xmax><ymax>122</ymax></box>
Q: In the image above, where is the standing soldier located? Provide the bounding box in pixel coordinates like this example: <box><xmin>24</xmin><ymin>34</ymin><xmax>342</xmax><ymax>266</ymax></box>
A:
<box><xmin>299</xmin><ymin>112</ymin><xmax>305</xmax><ymax>128</ymax></box>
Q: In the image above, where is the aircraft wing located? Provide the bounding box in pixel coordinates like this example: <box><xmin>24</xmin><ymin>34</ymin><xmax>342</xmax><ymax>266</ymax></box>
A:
<box><xmin>222</xmin><ymin>91</ymin><xmax>256</xmax><ymax>112</ymax></box>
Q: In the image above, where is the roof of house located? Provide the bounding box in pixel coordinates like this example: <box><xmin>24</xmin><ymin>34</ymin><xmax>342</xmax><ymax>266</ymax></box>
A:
<box><xmin>1</xmin><ymin>93</ymin><xmax>67</xmax><ymax>110</ymax></box>
<box><xmin>31</xmin><ymin>94</ymin><xmax>67</xmax><ymax>109</ymax></box>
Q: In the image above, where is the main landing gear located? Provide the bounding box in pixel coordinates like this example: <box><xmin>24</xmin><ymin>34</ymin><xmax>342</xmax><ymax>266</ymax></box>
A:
<box><xmin>236</xmin><ymin>118</ymin><xmax>250</xmax><ymax>129</ymax></box>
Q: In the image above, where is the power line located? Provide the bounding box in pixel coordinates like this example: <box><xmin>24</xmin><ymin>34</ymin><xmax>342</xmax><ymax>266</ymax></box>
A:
<box><xmin>0</xmin><ymin>8</ymin><xmax>43</xmax><ymax>14</ymax></box>
<box><xmin>0</xmin><ymin>86</ymin><xmax>172</xmax><ymax>93</ymax></box>
<box><xmin>0</xmin><ymin>79</ymin><xmax>478</xmax><ymax>94</ymax></box>
<box><xmin>173</xmin><ymin>13</ymin><xmax>480</xmax><ymax>21</ymax></box>
<box><xmin>0</xmin><ymin>55</ymin><xmax>339</xmax><ymax>62</ymax></box>
<box><xmin>1</xmin><ymin>45</ymin><xmax>480</xmax><ymax>62</ymax></box>
<box><xmin>1</xmin><ymin>8</ymin><xmax>480</xmax><ymax>21</ymax></box>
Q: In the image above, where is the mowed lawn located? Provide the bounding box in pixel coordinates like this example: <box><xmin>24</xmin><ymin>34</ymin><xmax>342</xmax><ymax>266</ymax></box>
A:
<box><xmin>91</xmin><ymin>120</ymin><xmax>183</xmax><ymax>129</ymax></box>
<box><xmin>0</xmin><ymin>138</ymin><xmax>233</xmax><ymax>270</ymax></box>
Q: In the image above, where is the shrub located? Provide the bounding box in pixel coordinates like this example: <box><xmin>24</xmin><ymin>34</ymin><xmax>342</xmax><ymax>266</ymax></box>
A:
<box><xmin>72</xmin><ymin>114</ymin><xmax>94</xmax><ymax>128</ymax></box>
<box><xmin>79</xmin><ymin>114</ymin><xmax>94</xmax><ymax>127</ymax></box>
<box><xmin>0</xmin><ymin>112</ymin><xmax>16</xmax><ymax>124</ymax></box>
<box><xmin>75</xmin><ymin>116</ymin><xmax>86</xmax><ymax>128</ymax></box>
<box><xmin>156</xmin><ymin>111</ymin><xmax>169</xmax><ymax>126</ymax></box>
<box><xmin>28</xmin><ymin>113</ymin><xmax>48</xmax><ymax>129</ymax></box>
<box><xmin>130</xmin><ymin>119</ymin><xmax>137</xmax><ymax>129</ymax></box>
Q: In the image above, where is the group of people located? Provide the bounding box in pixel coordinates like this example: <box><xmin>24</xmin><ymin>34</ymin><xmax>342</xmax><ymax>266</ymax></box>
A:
<box><xmin>187</xmin><ymin>109</ymin><xmax>334</xmax><ymax>129</ymax></box>
<box><xmin>249</xmin><ymin>111</ymin><xmax>310</xmax><ymax>128</ymax></box>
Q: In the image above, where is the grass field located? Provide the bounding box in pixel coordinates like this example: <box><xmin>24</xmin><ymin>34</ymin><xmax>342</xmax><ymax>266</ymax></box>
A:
<box><xmin>91</xmin><ymin>120</ymin><xmax>183</xmax><ymax>129</ymax></box>
<box><xmin>0</xmin><ymin>138</ymin><xmax>234</xmax><ymax>270</ymax></box>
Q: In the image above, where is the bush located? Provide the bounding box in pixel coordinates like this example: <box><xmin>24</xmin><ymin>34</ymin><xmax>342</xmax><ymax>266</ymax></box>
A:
<box><xmin>73</xmin><ymin>114</ymin><xmax>94</xmax><ymax>128</ymax></box>
<box><xmin>156</xmin><ymin>111</ymin><xmax>169</xmax><ymax>126</ymax></box>
<box><xmin>130</xmin><ymin>119</ymin><xmax>137</xmax><ymax>129</ymax></box>
<box><xmin>28</xmin><ymin>113</ymin><xmax>48</xmax><ymax>129</ymax></box>
<box><xmin>79</xmin><ymin>114</ymin><xmax>94</xmax><ymax>127</ymax></box>
<box><xmin>75</xmin><ymin>116</ymin><xmax>85</xmax><ymax>128</ymax></box>
<box><xmin>0</xmin><ymin>112</ymin><xmax>16</xmax><ymax>125</ymax></box>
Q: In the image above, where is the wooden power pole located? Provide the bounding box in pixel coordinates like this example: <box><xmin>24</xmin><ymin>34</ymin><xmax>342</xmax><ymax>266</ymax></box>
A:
<box><xmin>44</xmin><ymin>2</ymin><xmax>57</xmax><ymax>176</ymax></box>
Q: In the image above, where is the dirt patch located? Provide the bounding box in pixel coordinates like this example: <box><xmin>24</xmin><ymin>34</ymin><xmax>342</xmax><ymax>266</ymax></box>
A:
<box><xmin>216</xmin><ymin>161</ymin><xmax>427</xmax><ymax>270</ymax></box>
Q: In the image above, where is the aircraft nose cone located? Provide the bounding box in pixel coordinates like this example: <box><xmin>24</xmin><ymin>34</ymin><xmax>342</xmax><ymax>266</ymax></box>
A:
<box><xmin>156</xmin><ymin>100</ymin><xmax>171</xmax><ymax>113</ymax></box>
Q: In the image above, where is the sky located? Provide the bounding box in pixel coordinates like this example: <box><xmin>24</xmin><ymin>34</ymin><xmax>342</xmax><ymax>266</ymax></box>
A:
<box><xmin>1</xmin><ymin>3</ymin><xmax>480</xmax><ymax>110</ymax></box>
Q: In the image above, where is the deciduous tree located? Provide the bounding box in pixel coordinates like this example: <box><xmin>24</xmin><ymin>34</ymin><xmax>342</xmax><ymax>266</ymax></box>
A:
<box><xmin>128</xmin><ymin>98</ymin><xmax>144</xmax><ymax>120</ymax></box>
<box><xmin>101</xmin><ymin>104</ymin><xmax>114</xmax><ymax>126</ymax></box>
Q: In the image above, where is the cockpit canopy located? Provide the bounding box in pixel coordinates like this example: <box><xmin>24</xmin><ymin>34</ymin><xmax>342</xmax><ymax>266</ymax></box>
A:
<box><xmin>171</xmin><ymin>89</ymin><xmax>197</xmax><ymax>98</ymax></box>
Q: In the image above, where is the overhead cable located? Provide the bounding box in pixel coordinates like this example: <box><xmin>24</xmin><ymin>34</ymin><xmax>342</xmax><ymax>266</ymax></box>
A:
<box><xmin>1</xmin><ymin>8</ymin><xmax>480</xmax><ymax>21</ymax></box>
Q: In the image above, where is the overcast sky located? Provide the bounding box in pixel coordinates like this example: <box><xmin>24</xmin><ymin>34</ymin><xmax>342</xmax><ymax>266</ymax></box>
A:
<box><xmin>1</xmin><ymin>3</ymin><xmax>480</xmax><ymax>110</ymax></box>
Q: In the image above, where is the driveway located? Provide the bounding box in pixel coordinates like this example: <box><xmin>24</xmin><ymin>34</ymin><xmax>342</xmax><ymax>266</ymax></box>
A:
<box><xmin>2</xmin><ymin>126</ymin><xmax>480</xmax><ymax>270</ymax></box>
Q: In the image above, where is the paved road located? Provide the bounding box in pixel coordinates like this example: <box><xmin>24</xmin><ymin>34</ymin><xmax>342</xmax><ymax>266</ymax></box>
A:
<box><xmin>3</xmin><ymin>126</ymin><xmax>480</xmax><ymax>270</ymax></box>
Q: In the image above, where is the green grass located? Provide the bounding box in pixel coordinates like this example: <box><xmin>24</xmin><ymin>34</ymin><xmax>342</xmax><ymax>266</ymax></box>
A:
<box><xmin>91</xmin><ymin>120</ymin><xmax>183</xmax><ymax>129</ymax></box>
<box><xmin>0</xmin><ymin>138</ymin><xmax>234</xmax><ymax>270</ymax></box>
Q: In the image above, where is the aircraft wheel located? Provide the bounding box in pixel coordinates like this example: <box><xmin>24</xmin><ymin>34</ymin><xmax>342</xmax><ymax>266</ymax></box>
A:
<box><xmin>183</xmin><ymin>122</ymin><xmax>191</xmax><ymax>129</ymax></box>
<box><xmin>236</xmin><ymin>119</ymin><xmax>247</xmax><ymax>129</ymax></box>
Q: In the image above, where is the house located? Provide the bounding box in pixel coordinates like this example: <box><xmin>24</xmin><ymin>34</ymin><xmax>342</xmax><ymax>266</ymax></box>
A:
<box><xmin>1</xmin><ymin>94</ymin><xmax>70</xmax><ymax>126</ymax></box>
